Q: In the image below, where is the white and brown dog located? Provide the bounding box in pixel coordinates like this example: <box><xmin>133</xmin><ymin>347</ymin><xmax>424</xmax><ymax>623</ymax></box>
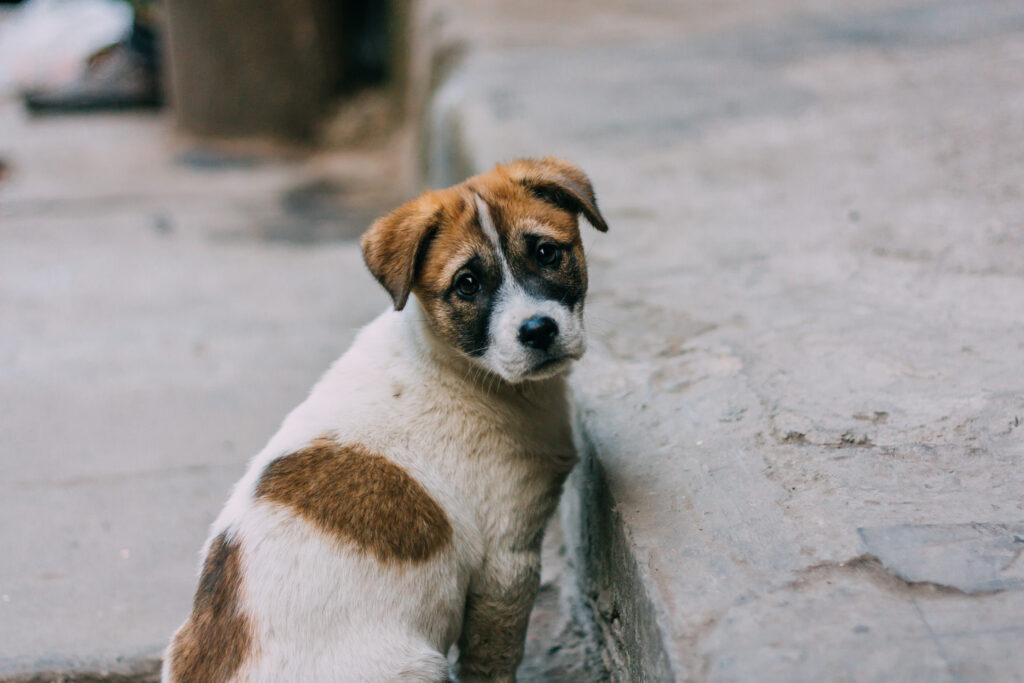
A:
<box><xmin>162</xmin><ymin>158</ymin><xmax>608</xmax><ymax>682</ymax></box>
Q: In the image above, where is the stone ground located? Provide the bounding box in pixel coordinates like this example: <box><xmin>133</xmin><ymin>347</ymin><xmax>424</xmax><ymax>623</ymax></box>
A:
<box><xmin>423</xmin><ymin>0</ymin><xmax>1024</xmax><ymax>679</ymax></box>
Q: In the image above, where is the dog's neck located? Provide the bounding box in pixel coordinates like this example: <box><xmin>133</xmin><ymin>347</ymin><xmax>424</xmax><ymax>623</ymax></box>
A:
<box><xmin>398</xmin><ymin>298</ymin><xmax>568</xmax><ymax>402</ymax></box>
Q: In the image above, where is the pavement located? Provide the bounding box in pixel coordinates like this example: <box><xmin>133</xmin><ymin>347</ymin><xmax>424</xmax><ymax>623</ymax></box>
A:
<box><xmin>0</xmin><ymin>100</ymin><xmax>405</xmax><ymax>678</ymax></box>
<box><xmin>3</xmin><ymin>0</ymin><xmax>1024</xmax><ymax>680</ymax></box>
<box><xmin>422</xmin><ymin>0</ymin><xmax>1024</xmax><ymax>679</ymax></box>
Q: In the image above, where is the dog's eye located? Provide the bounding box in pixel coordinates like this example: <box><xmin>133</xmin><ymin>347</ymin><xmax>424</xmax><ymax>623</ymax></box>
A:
<box><xmin>536</xmin><ymin>242</ymin><xmax>561</xmax><ymax>267</ymax></box>
<box><xmin>455</xmin><ymin>273</ymin><xmax>480</xmax><ymax>298</ymax></box>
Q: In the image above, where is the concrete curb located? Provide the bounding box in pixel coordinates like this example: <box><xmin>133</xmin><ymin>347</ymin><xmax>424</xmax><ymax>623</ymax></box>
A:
<box><xmin>1</xmin><ymin>657</ymin><xmax>160</xmax><ymax>683</ymax></box>
<box><xmin>563</xmin><ymin>430</ymin><xmax>675</xmax><ymax>681</ymax></box>
<box><xmin>417</xmin><ymin>1</ymin><xmax>1024</xmax><ymax>679</ymax></box>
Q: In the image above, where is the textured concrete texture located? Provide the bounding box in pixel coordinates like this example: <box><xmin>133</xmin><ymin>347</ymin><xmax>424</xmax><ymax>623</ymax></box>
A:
<box><xmin>423</xmin><ymin>0</ymin><xmax>1024</xmax><ymax>679</ymax></box>
<box><xmin>0</xmin><ymin>99</ymin><xmax>404</xmax><ymax>678</ymax></box>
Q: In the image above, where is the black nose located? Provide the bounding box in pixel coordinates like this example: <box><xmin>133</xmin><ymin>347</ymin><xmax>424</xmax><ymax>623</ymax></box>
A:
<box><xmin>518</xmin><ymin>316</ymin><xmax>559</xmax><ymax>350</ymax></box>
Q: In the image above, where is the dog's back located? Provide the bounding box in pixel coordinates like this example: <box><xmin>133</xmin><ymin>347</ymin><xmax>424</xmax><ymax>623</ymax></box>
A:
<box><xmin>163</xmin><ymin>310</ymin><xmax>573</xmax><ymax>682</ymax></box>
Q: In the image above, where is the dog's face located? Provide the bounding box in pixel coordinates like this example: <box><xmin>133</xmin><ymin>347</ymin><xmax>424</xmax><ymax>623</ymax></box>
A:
<box><xmin>362</xmin><ymin>158</ymin><xmax>608</xmax><ymax>383</ymax></box>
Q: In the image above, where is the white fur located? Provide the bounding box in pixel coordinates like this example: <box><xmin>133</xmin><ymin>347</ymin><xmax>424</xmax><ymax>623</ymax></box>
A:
<box><xmin>474</xmin><ymin>197</ymin><xmax>586</xmax><ymax>383</ymax></box>
<box><xmin>475</xmin><ymin>194</ymin><xmax>502</xmax><ymax>250</ymax></box>
<box><xmin>163</xmin><ymin>301</ymin><xmax>579</xmax><ymax>682</ymax></box>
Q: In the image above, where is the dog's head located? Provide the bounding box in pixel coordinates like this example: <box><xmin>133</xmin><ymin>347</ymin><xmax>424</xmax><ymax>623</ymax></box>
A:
<box><xmin>362</xmin><ymin>157</ymin><xmax>608</xmax><ymax>383</ymax></box>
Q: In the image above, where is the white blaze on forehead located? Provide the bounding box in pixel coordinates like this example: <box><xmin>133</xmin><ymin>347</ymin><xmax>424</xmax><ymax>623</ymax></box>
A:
<box><xmin>475</xmin><ymin>194</ymin><xmax>502</xmax><ymax>251</ymax></box>
<box><xmin>473</xmin><ymin>192</ymin><xmax>587</xmax><ymax>382</ymax></box>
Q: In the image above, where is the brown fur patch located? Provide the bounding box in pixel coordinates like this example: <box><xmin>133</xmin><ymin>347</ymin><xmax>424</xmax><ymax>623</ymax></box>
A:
<box><xmin>468</xmin><ymin>174</ymin><xmax>590</xmax><ymax>306</ymax></box>
<box><xmin>168</xmin><ymin>532</ymin><xmax>253</xmax><ymax>683</ymax></box>
<box><xmin>361</xmin><ymin>157</ymin><xmax>606</xmax><ymax>310</ymax></box>
<box><xmin>501</xmin><ymin>156</ymin><xmax>608</xmax><ymax>233</ymax></box>
<box><xmin>361</xmin><ymin>188</ymin><xmax>469</xmax><ymax>310</ymax></box>
<box><xmin>411</xmin><ymin>159</ymin><xmax>603</xmax><ymax>307</ymax></box>
<box><xmin>255</xmin><ymin>440</ymin><xmax>453</xmax><ymax>563</ymax></box>
<box><xmin>361</xmin><ymin>158</ymin><xmax>607</xmax><ymax>358</ymax></box>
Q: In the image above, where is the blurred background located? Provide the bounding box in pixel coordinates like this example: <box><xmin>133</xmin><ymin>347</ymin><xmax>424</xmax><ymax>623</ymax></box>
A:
<box><xmin>2</xmin><ymin>0</ymin><xmax>1023</xmax><ymax>680</ymax></box>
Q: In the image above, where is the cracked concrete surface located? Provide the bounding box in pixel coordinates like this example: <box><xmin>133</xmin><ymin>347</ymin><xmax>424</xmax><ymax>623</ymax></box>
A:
<box><xmin>423</xmin><ymin>0</ymin><xmax>1024</xmax><ymax>678</ymax></box>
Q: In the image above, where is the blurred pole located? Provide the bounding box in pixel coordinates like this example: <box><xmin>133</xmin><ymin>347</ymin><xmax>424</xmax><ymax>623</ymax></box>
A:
<box><xmin>163</xmin><ymin>0</ymin><xmax>397</xmax><ymax>140</ymax></box>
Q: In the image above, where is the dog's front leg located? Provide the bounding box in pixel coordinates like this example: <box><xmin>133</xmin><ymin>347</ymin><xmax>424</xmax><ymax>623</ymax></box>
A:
<box><xmin>455</xmin><ymin>549</ymin><xmax>541</xmax><ymax>683</ymax></box>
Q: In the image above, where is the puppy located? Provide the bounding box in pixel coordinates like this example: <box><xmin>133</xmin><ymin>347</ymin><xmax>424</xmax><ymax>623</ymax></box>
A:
<box><xmin>162</xmin><ymin>157</ymin><xmax>608</xmax><ymax>682</ymax></box>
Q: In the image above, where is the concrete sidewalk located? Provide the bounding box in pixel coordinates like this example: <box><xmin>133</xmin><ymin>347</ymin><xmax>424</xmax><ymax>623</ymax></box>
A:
<box><xmin>0</xmin><ymin>100</ymin><xmax>402</xmax><ymax>678</ymax></box>
<box><xmin>423</xmin><ymin>0</ymin><xmax>1024</xmax><ymax>679</ymax></box>
<box><xmin>4</xmin><ymin>0</ymin><xmax>1024</xmax><ymax>679</ymax></box>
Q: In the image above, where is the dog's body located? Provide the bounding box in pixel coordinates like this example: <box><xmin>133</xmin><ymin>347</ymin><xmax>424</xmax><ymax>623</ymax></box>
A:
<box><xmin>163</xmin><ymin>159</ymin><xmax>607</xmax><ymax>682</ymax></box>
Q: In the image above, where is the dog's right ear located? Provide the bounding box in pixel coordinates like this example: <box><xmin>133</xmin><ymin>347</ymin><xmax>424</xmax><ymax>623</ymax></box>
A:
<box><xmin>361</xmin><ymin>194</ymin><xmax>445</xmax><ymax>311</ymax></box>
<box><xmin>505</xmin><ymin>157</ymin><xmax>609</xmax><ymax>233</ymax></box>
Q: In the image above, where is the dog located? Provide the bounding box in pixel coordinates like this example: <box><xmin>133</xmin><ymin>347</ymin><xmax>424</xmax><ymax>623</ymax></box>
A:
<box><xmin>162</xmin><ymin>157</ymin><xmax>608</xmax><ymax>682</ymax></box>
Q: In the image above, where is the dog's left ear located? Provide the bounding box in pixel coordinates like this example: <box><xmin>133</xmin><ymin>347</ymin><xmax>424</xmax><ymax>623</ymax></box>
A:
<box><xmin>506</xmin><ymin>157</ymin><xmax>609</xmax><ymax>233</ymax></box>
<box><xmin>362</xmin><ymin>194</ymin><xmax>445</xmax><ymax>311</ymax></box>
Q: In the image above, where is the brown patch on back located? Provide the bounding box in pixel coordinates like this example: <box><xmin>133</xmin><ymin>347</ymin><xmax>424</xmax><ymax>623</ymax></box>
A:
<box><xmin>255</xmin><ymin>440</ymin><xmax>453</xmax><ymax>563</ymax></box>
<box><xmin>168</xmin><ymin>532</ymin><xmax>253</xmax><ymax>683</ymax></box>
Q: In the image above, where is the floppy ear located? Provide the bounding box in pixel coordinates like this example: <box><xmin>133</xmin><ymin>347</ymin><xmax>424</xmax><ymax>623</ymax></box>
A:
<box><xmin>361</xmin><ymin>195</ymin><xmax>443</xmax><ymax>310</ymax></box>
<box><xmin>507</xmin><ymin>157</ymin><xmax>609</xmax><ymax>232</ymax></box>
